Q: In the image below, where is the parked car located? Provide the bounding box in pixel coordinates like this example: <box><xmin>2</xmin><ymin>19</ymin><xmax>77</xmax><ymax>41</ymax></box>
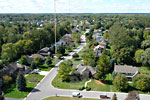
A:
<box><xmin>72</xmin><ymin>92</ymin><xmax>82</xmax><ymax>98</ymax></box>
<box><xmin>100</xmin><ymin>93</ymin><xmax>107</xmax><ymax>99</ymax></box>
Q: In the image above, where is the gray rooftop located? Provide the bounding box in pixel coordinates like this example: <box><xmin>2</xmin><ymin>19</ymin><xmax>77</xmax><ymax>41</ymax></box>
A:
<box><xmin>114</xmin><ymin>65</ymin><xmax>138</xmax><ymax>74</ymax></box>
<box><xmin>76</xmin><ymin>64</ymin><xmax>96</xmax><ymax>75</ymax></box>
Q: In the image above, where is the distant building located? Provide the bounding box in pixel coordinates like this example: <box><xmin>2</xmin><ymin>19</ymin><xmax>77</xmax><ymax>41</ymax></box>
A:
<box><xmin>37</xmin><ymin>47</ymin><xmax>51</xmax><ymax>57</ymax></box>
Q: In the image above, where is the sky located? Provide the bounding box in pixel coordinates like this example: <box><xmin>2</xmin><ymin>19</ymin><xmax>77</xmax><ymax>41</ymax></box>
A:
<box><xmin>0</xmin><ymin>0</ymin><xmax>150</xmax><ymax>13</ymax></box>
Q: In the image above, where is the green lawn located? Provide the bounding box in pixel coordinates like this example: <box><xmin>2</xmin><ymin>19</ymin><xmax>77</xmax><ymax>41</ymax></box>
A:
<box><xmin>52</xmin><ymin>75</ymin><xmax>86</xmax><ymax>90</ymax></box>
<box><xmin>43</xmin><ymin>96</ymin><xmax>101</xmax><ymax>100</ymax></box>
<box><xmin>87</xmin><ymin>74</ymin><xmax>117</xmax><ymax>92</ymax></box>
<box><xmin>138</xmin><ymin>66</ymin><xmax>150</xmax><ymax>74</ymax></box>
<box><xmin>38</xmin><ymin>63</ymin><xmax>53</xmax><ymax>71</ymax></box>
<box><xmin>3</xmin><ymin>74</ymin><xmax>44</xmax><ymax>98</ymax></box>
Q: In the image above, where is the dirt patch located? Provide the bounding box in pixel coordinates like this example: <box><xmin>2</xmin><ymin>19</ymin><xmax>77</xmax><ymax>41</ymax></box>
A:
<box><xmin>95</xmin><ymin>80</ymin><xmax>106</xmax><ymax>86</ymax></box>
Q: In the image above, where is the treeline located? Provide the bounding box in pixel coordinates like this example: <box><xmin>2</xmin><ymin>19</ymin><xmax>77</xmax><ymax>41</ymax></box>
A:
<box><xmin>0</xmin><ymin>21</ymin><xmax>71</xmax><ymax>65</ymax></box>
<box><xmin>108</xmin><ymin>22</ymin><xmax>150</xmax><ymax>66</ymax></box>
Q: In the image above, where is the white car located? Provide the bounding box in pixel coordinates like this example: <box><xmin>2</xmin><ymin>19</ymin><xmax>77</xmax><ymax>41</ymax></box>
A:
<box><xmin>72</xmin><ymin>92</ymin><xmax>82</xmax><ymax>98</ymax></box>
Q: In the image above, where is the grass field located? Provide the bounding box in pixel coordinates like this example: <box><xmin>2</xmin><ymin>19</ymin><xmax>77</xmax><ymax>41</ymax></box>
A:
<box><xmin>52</xmin><ymin>75</ymin><xmax>86</xmax><ymax>90</ymax></box>
<box><xmin>3</xmin><ymin>74</ymin><xmax>44</xmax><ymax>98</ymax></box>
<box><xmin>43</xmin><ymin>96</ymin><xmax>101</xmax><ymax>100</ymax></box>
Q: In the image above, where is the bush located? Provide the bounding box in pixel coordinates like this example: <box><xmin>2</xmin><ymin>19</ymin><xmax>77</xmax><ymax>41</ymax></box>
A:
<box><xmin>45</xmin><ymin>56</ymin><xmax>52</xmax><ymax>65</ymax></box>
<box><xmin>79</xmin><ymin>86</ymin><xmax>85</xmax><ymax>90</ymax></box>
<box><xmin>2</xmin><ymin>75</ymin><xmax>13</xmax><ymax>85</ymax></box>
<box><xmin>85</xmin><ymin>86</ymin><xmax>91</xmax><ymax>91</ymax></box>
<box><xmin>72</xmin><ymin>53</ymin><xmax>79</xmax><ymax>58</ymax></box>
<box><xmin>133</xmin><ymin>74</ymin><xmax>150</xmax><ymax>91</ymax></box>
<box><xmin>113</xmin><ymin>74</ymin><xmax>128</xmax><ymax>91</ymax></box>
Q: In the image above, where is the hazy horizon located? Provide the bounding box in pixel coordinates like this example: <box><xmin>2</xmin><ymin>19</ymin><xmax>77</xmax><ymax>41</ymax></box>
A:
<box><xmin>0</xmin><ymin>0</ymin><xmax>150</xmax><ymax>13</ymax></box>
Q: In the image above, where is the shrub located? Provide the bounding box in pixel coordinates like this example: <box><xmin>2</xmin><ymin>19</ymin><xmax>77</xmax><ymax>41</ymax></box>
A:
<box><xmin>85</xmin><ymin>86</ymin><xmax>91</xmax><ymax>91</ymax></box>
<box><xmin>113</xmin><ymin>74</ymin><xmax>128</xmax><ymax>91</ymax></box>
<box><xmin>133</xmin><ymin>74</ymin><xmax>150</xmax><ymax>91</ymax></box>
<box><xmin>79</xmin><ymin>86</ymin><xmax>85</xmax><ymax>90</ymax></box>
<box><xmin>45</xmin><ymin>57</ymin><xmax>52</xmax><ymax>65</ymax></box>
<box><xmin>2</xmin><ymin>75</ymin><xmax>12</xmax><ymax>85</ymax></box>
<box><xmin>72</xmin><ymin>53</ymin><xmax>79</xmax><ymax>58</ymax></box>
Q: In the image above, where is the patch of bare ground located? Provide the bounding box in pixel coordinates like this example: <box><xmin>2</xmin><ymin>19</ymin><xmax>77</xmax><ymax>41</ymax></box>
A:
<box><xmin>95</xmin><ymin>80</ymin><xmax>106</xmax><ymax>86</ymax></box>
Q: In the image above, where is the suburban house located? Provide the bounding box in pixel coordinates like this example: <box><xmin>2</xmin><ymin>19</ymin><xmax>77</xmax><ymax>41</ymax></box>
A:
<box><xmin>56</xmin><ymin>34</ymin><xmax>72</xmax><ymax>47</ymax></box>
<box><xmin>94</xmin><ymin>40</ymin><xmax>108</xmax><ymax>56</ymax></box>
<box><xmin>26</xmin><ymin>54</ymin><xmax>44</xmax><ymax>64</ymax></box>
<box><xmin>71</xmin><ymin>64</ymin><xmax>96</xmax><ymax>81</ymax></box>
<box><xmin>114</xmin><ymin>65</ymin><xmax>139</xmax><ymax>80</ymax></box>
<box><xmin>0</xmin><ymin>63</ymin><xmax>31</xmax><ymax>76</ymax></box>
<box><xmin>37</xmin><ymin>47</ymin><xmax>51</xmax><ymax>57</ymax></box>
<box><xmin>93</xmin><ymin>29</ymin><xmax>104</xmax><ymax>42</ymax></box>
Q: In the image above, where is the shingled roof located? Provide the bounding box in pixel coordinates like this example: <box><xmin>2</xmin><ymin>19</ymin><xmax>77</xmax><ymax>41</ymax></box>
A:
<box><xmin>114</xmin><ymin>65</ymin><xmax>138</xmax><ymax>74</ymax></box>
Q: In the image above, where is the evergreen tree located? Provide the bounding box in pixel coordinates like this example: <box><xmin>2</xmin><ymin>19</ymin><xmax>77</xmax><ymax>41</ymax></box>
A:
<box><xmin>112</xmin><ymin>93</ymin><xmax>117</xmax><ymax>100</ymax></box>
<box><xmin>16</xmin><ymin>73</ymin><xmax>26</xmax><ymax>91</ymax></box>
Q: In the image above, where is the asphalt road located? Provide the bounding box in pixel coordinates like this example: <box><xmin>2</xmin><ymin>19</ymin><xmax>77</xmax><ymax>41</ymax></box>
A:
<box><xmin>24</xmin><ymin>29</ymin><xmax>150</xmax><ymax>100</ymax></box>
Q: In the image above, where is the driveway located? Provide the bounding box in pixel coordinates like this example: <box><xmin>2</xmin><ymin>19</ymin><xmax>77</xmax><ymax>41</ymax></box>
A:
<box><xmin>24</xmin><ymin>29</ymin><xmax>150</xmax><ymax>100</ymax></box>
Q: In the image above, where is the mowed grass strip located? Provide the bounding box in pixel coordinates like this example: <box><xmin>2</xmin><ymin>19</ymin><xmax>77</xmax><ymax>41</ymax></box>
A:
<box><xmin>43</xmin><ymin>96</ymin><xmax>101</xmax><ymax>100</ymax></box>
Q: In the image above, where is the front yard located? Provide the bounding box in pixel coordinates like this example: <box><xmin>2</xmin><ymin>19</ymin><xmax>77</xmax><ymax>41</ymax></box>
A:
<box><xmin>3</xmin><ymin>74</ymin><xmax>44</xmax><ymax>98</ymax></box>
<box><xmin>52</xmin><ymin>75</ymin><xmax>86</xmax><ymax>90</ymax></box>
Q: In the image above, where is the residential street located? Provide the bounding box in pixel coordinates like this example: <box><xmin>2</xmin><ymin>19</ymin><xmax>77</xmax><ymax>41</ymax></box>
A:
<box><xmin>24</xmin><ymin>29</ymin><xmax>150</xmax><ymax>100</ymax></box>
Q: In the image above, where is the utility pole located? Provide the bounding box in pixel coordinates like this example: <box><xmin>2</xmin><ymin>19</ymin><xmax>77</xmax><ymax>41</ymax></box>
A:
<box><xmin>54</xmin><ymin>0</ymin><xmax>57</xmax><ymax>54</ymax></box>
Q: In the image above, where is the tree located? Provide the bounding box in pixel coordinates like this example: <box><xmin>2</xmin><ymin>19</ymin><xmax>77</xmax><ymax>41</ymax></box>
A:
<box><xmin>58</xmin><ymin>60</ymin><xmax>72</xmax><ymax>82</ymax></box>
<box><xmin>96</xmin><ymin>54</ymin><xmax>110</xmax><ymax>81</ymax></box>
<box><xmin>143</xmin><ymin>30</ymin><xmax>150</xmax><ymax>39</ymax></box>
<box><xmin>45</xmin><ymin>56</ymin><xmax>52</xmax><ymax>66</ymax></box>
<box><xmin>83</xmin><ymin>49</ymin><xmax>96</xmax><ymax>67</ymax></box>
<box><xmin>33</xmin><ymin>56</ymin><xmax>42</xmax><ymax>67</ymax></box>
<box><xmin>72</xmin><ymin>32</ymin><xmax>80</xmax><ymax>43</ymax></box>
<box><xmin>57</xmin><ymin>45</ymin><xmax>65</xmax><ymax>55</ymax></box>
<box><xmin>134</xmin><ymin>49</ymin><xmax>144</xmax><ymax>64</ymax></box>
<box><xmin>133</xmin><ymin>74</ymin><xmax>150</xmax><ymax>91</ymax></box>
<box><xmin>113</xmin><ymin>74</ymin><xmax>128</xmax><ymax>91</ymax></box>
<box><xmin>112</xmin><ymin>93</ymin><xmax>117</xmax><ymax>100</ymax></box>
<box><xmin>140</xmin><ymin>48</ymin><xmax>150</xmax><ymax>66</ymax></box>
<box><xmin>141</xmin><ymin>40</ymin><xmax>150</xmax><ymax>50</ymax></box>
<box><xmin>109</xmin><ymin>23</ymin><xmax>136</xmax><ymax>64</ymax></box>
<box><xmin>19</xmin><ymin>56</ymin><xmax>28</xmax><ymax>65</ymax></box>
<box><xmin>125</xmin><ymin>91</ymin><xmax>140</xmax><ymax>100</ymax></box>
<box><xmin>16</xmin><ymin>73</ymin><xmax>26</xmax><ymax>91</ymax></box>
<box><xmin>30</xmin><ymin>62</ymin><xmax>36</xmax><ymax>70</ymax></box>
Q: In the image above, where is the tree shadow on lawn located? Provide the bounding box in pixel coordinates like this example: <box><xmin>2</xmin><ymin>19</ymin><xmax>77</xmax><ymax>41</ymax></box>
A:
<box><xmin>104</xmin><ymin>80</ymin><xmax>113</xmax><ymax>85</ymax></box>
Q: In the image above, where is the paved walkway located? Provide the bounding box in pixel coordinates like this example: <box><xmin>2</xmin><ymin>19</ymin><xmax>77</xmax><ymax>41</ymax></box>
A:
<box><xmin>24</xmin><ymin>29</ymin><xmax>150</xmax><ymax>100</ymax></box>
<box><xmin>84</xmin><ymin>79</ymin><xmax>91</xmax><ymax>88</ymax></box>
